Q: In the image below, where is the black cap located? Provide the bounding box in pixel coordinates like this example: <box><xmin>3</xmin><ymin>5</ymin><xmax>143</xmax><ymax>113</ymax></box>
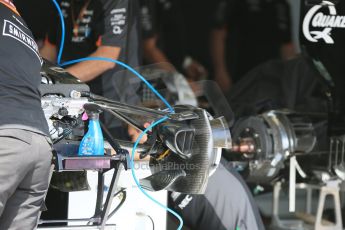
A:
<box><xmin>83</xmin><ymin>103</ymin><xmax>102</xmax><ymax>119</ymax></box>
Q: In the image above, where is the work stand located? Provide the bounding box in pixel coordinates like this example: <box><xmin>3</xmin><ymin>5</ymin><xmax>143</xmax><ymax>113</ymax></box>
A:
<box><xmin>271</xmin><ymin>180</ymin><xmax>343</xmax><ymax>230</ymax></box>
<box><xmin>38</xmin><ymin>124</ymin><xmax>132</xmax><ymax>230</ymax></box>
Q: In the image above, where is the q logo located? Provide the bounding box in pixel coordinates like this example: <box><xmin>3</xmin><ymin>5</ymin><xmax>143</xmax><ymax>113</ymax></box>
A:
<box><xmin>303</xmin><ymin>1</ymin><xmax>345</xmax><ymax>44</ymax></box>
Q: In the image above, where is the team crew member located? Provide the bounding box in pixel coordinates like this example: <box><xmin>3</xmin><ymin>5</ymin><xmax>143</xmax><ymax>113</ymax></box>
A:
<box><xmin>139</xmin><ymin>0</ymin><xmax>208</xmax><ymax>81</ymax></box>
<box><xmin>211</xmin><ymin>0</ymin><xmax>296</xmax><ymax>91</ymax></box>
<box><xmin>41</xmin><ymin>0</ymin><xmax>141</xmax><ymax>133</ymax></box>
<box><xmin>39</xmin><ymin>0</ymin><xmax>141</xmax><ymax>222</ymax></box>
<box><xmin>299</xmin><ymin>0</ymin><xmax>345</xmax><ymax>116</ymax></box>
<box><xmin>0</xmin><ymin>0</ymin><xmax>52</xmax><ymax>229</ymax></box>
<box><xmin>169</xmin><ymin>160</ymin><xmax>264</xmax><ymax>230</ymax></box>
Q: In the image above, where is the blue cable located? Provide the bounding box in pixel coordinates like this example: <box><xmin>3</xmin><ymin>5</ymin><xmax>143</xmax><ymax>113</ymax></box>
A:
<box><xmin>51</xmin><ymin>0</ymin><xmax>174</xmax><ymax>113</ymax></box>
<box><xmin>51</xmin><ymin>0</ymin><xmax>65</xmax><ymax>65</ymax></box>
<box><xmin>130</xmin><ymin>116</ymin><xmax>184</xmax><ymax>230</ymax></box>
<box><xmin>50</xmin><ymin>0</ymin><xmax>183</xmax><ymax>228</ymax></box>
<box><xmin>60</xmin><ymin>58</ymin><xmax>174</xmax><ymax>113</ymax></box>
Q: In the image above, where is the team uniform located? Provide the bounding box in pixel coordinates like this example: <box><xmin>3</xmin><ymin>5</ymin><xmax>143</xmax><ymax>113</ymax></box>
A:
<box><xmin>42</xmin><ymin>0</ymin><xmax>142</xmax><ymax>223</ymax></box>
<box><xmin>0</xmin><ymin>1</ymin><xmax>52</xmax><ymax>229</ymax></box>
<box><xmin>170</xmin><ymin>159</ymin><xmax>265</xmax><ymax>230</ymax></box>
<box><xmin>47</xmin><ymin>0</ymin><xmax>141</xmax><ymax>132</ymax></box>
<box><xmin>300</xmin><ymin>0</ymin><xmax>345</xmax><ymax>116</ymax></box>
<box><xmin>213</xmin><ymin>0</ymin><xmax>292</xmax><ymax>83</ymax></box>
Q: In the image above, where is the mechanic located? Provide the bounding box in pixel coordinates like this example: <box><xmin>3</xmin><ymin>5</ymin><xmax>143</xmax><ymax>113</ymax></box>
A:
<box><xmin>39</xmin><ymin>0</ymin><xmax>141</xmax><ymax>223</ymax></box>
<box><xmin>139</xmin><ymin>0</ymin><xmax>208</xmax><ymax>81</ymax></box>
<box><xmin>211</xmin><ymin>0</ymin><xmax>296</xmax><ymax>92</ymax></box>
<box><xmin>0</xmin><ymin>0</ymin><xmax>52</xmax><ymax>229</ymax></box>
<box><xmin>40</xmin><ymin>0</ymin><xmax>141</xmax><ymax>135</ymax></box>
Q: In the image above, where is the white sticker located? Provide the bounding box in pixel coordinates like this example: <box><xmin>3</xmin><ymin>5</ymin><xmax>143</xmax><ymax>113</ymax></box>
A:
<box><xmin>110</xmin><ymin>8</ymin><xmax>126</xmax><ymax>35</ymax></box>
